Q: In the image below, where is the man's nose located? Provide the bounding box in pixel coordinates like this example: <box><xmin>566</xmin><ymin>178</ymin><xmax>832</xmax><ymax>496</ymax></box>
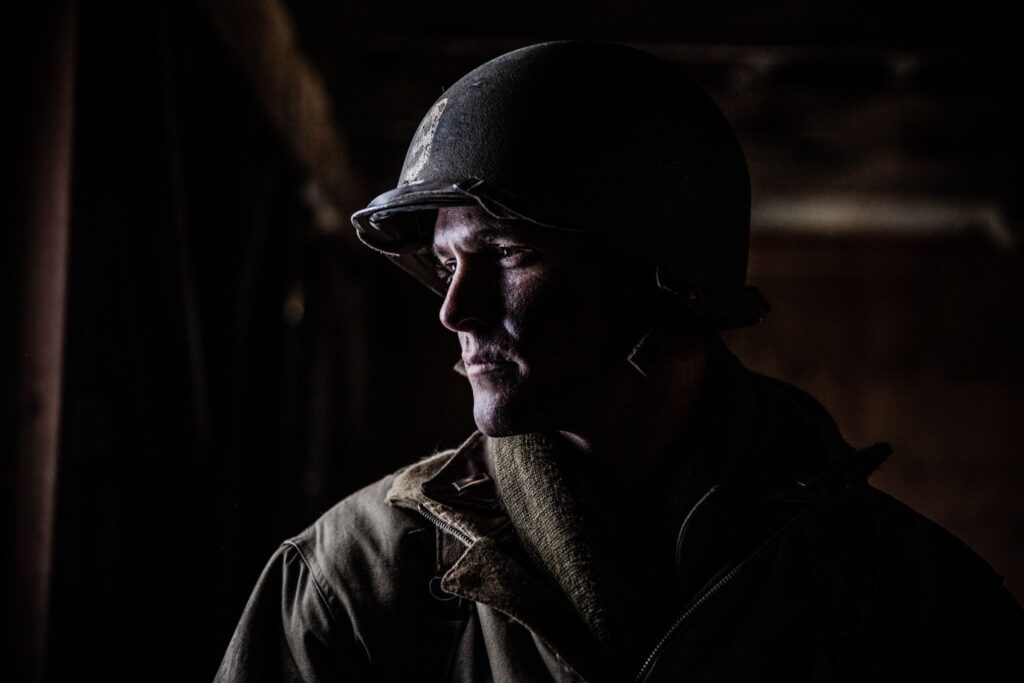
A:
<box><xmin>438</xmin><ymin>260</ymin><xmax>496</xmax><ymax>333</ymax></box>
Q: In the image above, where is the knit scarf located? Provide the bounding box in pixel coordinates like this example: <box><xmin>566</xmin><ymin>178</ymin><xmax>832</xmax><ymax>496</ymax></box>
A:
<box><xmin>490</xmin><ymin>430</ymin><xmax>721</xmax><ymax>663</ymax></box>
<box><xmin>491</xmin><ymin>432</ymin><xmax>616</xmax><ymax>645</ymax></box>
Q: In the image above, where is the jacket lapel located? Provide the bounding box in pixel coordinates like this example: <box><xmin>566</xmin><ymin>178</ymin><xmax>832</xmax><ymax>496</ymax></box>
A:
<box><xmin>387</xmin><ymin>432</ymin><xmax>616</xmax><ymax>681</ymax></box>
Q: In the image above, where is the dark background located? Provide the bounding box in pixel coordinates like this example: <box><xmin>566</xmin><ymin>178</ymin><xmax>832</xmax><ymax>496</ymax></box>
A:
<box><xmin>4</xmin><ymin>1</ymin><xmax>1021</xmax><ymax>681</ymax></box>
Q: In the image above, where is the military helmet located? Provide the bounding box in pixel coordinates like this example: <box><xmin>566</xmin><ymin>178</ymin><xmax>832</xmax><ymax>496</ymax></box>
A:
<box><xmin>350</xmin><ymin>40</ymin><xmax>768</xmax><ymax>328</ymax></box>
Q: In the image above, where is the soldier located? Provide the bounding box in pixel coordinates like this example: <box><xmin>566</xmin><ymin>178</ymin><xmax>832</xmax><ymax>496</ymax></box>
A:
<box><xmin>216</xmin><ymin>41</ymin><xmax>1023</xmax><ymax>682</ymax></box>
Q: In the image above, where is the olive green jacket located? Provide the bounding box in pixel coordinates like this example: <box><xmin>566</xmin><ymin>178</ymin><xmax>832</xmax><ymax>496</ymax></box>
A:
<box><xmin>214</xmin><ymin>360</ymin><xmax>1023</xmax><ymax>682</ymax></box>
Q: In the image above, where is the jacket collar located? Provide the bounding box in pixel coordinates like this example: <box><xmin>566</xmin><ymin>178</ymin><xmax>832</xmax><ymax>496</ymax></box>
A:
<box><xmin>386</xmin><ymin>431</ymin><xmax>507</xmax><ymax>543</ymax></box>
<box><xmin>387</xmin><ymin>433</ymin><xmax>615</xmax><ymax>680</ymax></box>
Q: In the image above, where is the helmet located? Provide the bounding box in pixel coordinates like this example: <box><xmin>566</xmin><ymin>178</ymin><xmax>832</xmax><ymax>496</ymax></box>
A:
<box><xmin>350</xmin><ymin>40</ymin><xmax>768</xmax><ymax>328</ymax></box>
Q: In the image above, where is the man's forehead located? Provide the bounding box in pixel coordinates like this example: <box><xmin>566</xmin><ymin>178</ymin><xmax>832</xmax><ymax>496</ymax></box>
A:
<box><xmin>432</xmin><ymin>205</ymin><xmax>540</xmax><ymax>253</ymax></box>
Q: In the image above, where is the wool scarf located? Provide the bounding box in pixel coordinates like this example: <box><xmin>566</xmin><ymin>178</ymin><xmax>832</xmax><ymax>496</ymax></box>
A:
<box><xmin>490</xmin><ymin>429</ymin><xmax>722</xmax><ymax>663</ymax></box>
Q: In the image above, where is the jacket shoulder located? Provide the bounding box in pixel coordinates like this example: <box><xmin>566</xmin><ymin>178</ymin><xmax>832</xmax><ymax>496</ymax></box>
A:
<box><xmin>836</xmin><ymin>486</ymin><xmax>1024</xmax><ymax>673</ymax></box>
<box><xmin>287</xmin><ymin>453</ymin><xmax>453</xmax><ymax>611</ymax></box>
<box><xmin>852</xmin><ymin>486</ymin><xmax>1010</xmax><ymax>588</ymax></box>
<box><xmin>851</xmin><ymin>487</ymin><xmax>978</xmax><ymax>561</ymax></box>
<box><xmin>285</xmin><ymin>443</ymin><xmax>474</xmax><ymax>630</ymax></box>
<box><xmin>214</xmin><ymin>451</ymin><xmax>466</xmax><ymax>682</ymax></box>
<box><xmin>292</xmin><ymin>471</ymin><xmax>418</xmax><ymax>564</ymax></box>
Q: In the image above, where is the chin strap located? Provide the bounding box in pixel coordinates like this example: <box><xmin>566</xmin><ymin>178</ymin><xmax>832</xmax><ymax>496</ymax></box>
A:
<box><xmin>626</xmin><ymin>324</ymin><xmax>657</xmax><ymax>378</ymax></box>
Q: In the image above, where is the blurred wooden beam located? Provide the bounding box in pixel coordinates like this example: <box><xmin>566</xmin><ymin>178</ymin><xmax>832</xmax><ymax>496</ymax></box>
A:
<box><xmin>752</xmin><ymin>195</ymin><xmax>1017</xmax><ymax>250</ymax></box>
<box><xmin>200</xmin><ymin>0</ymin><xmax>364</xmax><ymax>240</ymax></box>
<box><xmin>2</xmin><ymin>2</ymin><xmax>76</xmax><ymax>681</ymax></box>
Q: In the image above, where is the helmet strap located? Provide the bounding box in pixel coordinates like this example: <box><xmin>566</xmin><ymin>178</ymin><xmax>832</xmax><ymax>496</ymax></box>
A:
<box><xmin>626</xmin><ymin>324</ymin><xmax>658</xmax><ymax>378</ymax></box>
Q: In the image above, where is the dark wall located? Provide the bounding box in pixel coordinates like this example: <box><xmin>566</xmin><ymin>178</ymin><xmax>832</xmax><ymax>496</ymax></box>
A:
<box><xmin>48</xmin><ymin>3</ymin><xmax>473</xmax><ymax>680</ymax></box>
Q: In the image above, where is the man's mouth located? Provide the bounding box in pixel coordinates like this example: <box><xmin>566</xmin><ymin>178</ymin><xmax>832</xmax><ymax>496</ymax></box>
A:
<box><xmin>464</xmin><ymin>361</ymin><xmax>515</xmax><ymax>377</ymax></box>
<box><xmin>462</xmin><ymin>353</ymin><xmax>516</xmax><ymax>377</ymax></box>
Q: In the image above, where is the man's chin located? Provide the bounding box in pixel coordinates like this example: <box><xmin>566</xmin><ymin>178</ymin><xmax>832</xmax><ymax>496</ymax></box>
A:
<box><xmin>472</xmin><ymin>396</ymin><xmax>540</xmax><ymax>437</ymax></box>
<box><xmin>472</xmin><ymin>409</ymin><xmax>524</xmax><ymax>437</ymax></box>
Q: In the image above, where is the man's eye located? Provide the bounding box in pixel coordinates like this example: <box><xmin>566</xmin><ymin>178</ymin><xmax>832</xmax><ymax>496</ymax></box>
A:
<box><xmin>495</xmin><ymin>245</ymin><xmax>530</xmax><ymax>261</ymax></box>
<box><xmin>433</xmin><ymin>259</ymin><xmax>456</xmax><ymax>284</ymax></box>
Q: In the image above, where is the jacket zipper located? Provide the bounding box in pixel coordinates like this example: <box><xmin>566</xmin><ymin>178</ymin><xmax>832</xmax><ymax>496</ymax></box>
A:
<box><xmin>674</xmin><ymin>484</ymin><xmax>721</xmax><ymax>567</ymax></box>
<box><xmin>417</xmin><ymin>503</ymin><xmax>474</xmax><ymax>547</ymax></box>
<box><xmin>420</xmin><ymin>484</ymin><xmax>805</xmax><ymax>683</ymax></box>
<box><xmin>633</xmin><ymin>509</ymin><xmax>809</xmax><ymax>682</ymax></box>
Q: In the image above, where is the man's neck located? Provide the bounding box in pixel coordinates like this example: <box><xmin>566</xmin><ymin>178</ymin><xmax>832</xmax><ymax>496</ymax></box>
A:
<box><xmin>557</xmin><ymin>330</ymin><xmax>711</xmax><ymax>485</ymax></box>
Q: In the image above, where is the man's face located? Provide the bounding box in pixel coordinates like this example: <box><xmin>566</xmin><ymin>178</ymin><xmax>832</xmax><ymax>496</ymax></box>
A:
<box><xmin>432</xmin><ymin>205</ymin><xmax>649</xmax><ymax>436</ymax></box>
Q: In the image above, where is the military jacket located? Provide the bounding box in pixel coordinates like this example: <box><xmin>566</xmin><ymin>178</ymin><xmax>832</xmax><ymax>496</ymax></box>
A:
<box><xmin>215</xmin><ymin>362</ymin><xmax>1024</xmax><ymax>682</ymax></box>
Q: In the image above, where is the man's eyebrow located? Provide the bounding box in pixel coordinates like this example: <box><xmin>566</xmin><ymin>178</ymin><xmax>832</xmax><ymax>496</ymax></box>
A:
<box><xmin>476</xmin><ymin>225</ymin><xmax>527</xmax><ymax>243</ymax></box>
